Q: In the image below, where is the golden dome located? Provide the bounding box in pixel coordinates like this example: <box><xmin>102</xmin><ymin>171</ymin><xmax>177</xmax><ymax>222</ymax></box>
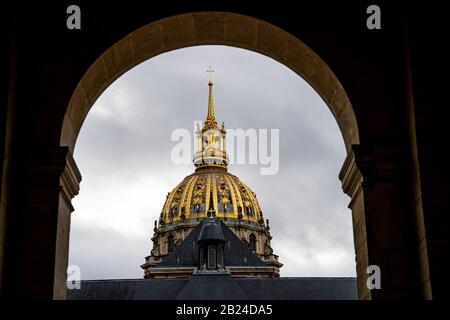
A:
<box><xmin>159</xmin><ymin>73</ymin><xmax>264</xmax><ymax>227</ymax></box>
<box><xmin>160</xmin><ymin>167</ymin><xmax>264</xmax><ymax>225</ymax></box>
<box><xmin>143</xmin><ymin>72</ymin><xmax>282</xmax><ymax>279</ymax></box>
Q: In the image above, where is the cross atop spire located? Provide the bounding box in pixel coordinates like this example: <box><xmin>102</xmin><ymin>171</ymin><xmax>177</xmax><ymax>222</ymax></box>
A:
<box><xmin>207</xmin><ymin>65</ymin><xmax>214</xmax><ymax>83</ymax></box>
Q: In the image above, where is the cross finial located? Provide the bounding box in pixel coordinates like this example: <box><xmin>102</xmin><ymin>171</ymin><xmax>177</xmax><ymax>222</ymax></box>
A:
<box><xmin>207</xmin><ymin>65</ymin><xmax>214</xmax><ymax>82</ymax></box>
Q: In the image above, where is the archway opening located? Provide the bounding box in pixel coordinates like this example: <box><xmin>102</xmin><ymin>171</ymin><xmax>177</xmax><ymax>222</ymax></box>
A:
<box><xmin>62</xmin><ymin>12</ymin><xmax>362</xmax><ymax>298</ymax></box>
<box><xmin>68</xmin><ymin>45</ymin><xmax>355</xmax><ymax>280</ymax></box>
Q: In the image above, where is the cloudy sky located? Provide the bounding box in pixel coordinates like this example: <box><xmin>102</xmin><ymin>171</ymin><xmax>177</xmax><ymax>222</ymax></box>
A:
<box><xmin>68</xmin><ymin>45</ymin><xmax>356</xmax><ymax>280</ymax></box>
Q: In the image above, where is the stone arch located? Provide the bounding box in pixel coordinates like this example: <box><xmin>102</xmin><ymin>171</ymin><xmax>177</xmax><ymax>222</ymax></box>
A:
<box><xmin>61</xmin><ymin>12</ymin><xmax>359</xmax><ymax>153</ymax></box>
<box><xmin>4</xmin><ymin>6</ymin><xmax>436</xmax><ymax>301</ymax></box>
<box><xmin>59</xmin><ymin>12</ymin><xmax>365</xmax><ymax>298</ymax></box>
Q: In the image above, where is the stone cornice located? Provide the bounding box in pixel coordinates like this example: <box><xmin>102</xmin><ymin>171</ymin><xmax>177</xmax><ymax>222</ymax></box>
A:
<box><xmin>24</xmin><ymin>146</ymin><xmax>81</xmax><ymax>212</ymax></box>
<box><xmin>60</xmin><ymin>148</ymin><xmax>81</xmax><ymax>201</ymax></box>
<box><xmin>339</xmin><ymin>146</ymin><xmax>363</xmax><ymax>199</ymax></box>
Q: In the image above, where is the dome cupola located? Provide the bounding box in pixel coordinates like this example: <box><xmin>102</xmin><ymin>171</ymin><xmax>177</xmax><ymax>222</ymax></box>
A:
<box><xmin>193</xmin><ymin>67</ymin><xmax>229</xmax><ymax>170</ymax></box>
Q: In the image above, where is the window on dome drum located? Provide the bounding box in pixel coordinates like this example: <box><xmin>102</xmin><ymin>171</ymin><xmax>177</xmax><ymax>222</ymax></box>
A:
<box><xmin>168</xmin><ymin>235</ymin><xmax>175</xmax><ymax>253</ymax></box>
<box><xmin>249</xmin><ymin>234</ymin><xmax>256</xmax><ymax>252</ymax></box>
<box><xmin>214</xmin><ymin>137</ymin><xmax>220</xmax><ymax>148</ymax></box>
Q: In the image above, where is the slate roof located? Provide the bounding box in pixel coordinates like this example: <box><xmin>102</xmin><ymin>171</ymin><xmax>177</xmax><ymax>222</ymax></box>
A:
<box><xmin>235</xmin><ymin>277</ymin><xmax>357</xmax><ymax>300</ymax></box>
<box><xmin>155</xmin><ymin>219</ymin><xmax>267</xmax><ymax>269</ymax></box>
<box><xmin>67</xmin><ymin>277</ymin><xmax>357</xmax><ymax>300</ymax></box>
<box><xmin>67</xmin><ymin>278</ymin><xmax>188</xmax><ymax>300</ymax></box>
<box><xmin>68</xmin><ymin>218</ymin><xmax>357</xmax><ymax>300</ymax></box>
<box><xmin>177</xmin><ymin>273</ymin><xmax>248</xmax><ymax>300</ymax></box>
<box><xmin>198</xmin><ymin>218</ymin><xmax>226</xmax><ymax>243</ymax></box>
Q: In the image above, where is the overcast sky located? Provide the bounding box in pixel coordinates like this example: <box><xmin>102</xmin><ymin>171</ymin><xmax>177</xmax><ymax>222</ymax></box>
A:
<box><xmin>68</xmin><ymin>45</ymin><xmax>356</xmax><ymax>280</ymax></box>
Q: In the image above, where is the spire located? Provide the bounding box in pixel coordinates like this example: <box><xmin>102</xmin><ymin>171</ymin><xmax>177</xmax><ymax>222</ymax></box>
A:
<box><xmin>204</xmin><ymin>66</ymin><xmax>217</xmax><ymax>130</ymax></box>
<box><xmin>207</xmin><ymin>81</ymin><xmax>215</xmax><ymax>119</ymax></box>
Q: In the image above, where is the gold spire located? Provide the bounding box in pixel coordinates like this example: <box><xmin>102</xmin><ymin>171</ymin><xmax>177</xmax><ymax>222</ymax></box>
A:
<box><xmin>207</xmin><ymin>81</ymin><xmax>215</xmax><ymax>119</ymax></box>
<box><xmin>204</xmin><ymin>66</ymin><xmax>217</xmax><ymax>130</ymax></box>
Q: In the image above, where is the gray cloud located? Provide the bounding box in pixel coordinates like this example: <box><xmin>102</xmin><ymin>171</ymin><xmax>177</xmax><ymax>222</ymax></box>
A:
<box><xmin>69</xmin><ymin>45</ymin><xmax>355</xmax><ymax>280</ymax></box>
<box><xmin>69</xmin><ymin>223</ymin><xmax>147</xmax><ymax>279</ymax></box>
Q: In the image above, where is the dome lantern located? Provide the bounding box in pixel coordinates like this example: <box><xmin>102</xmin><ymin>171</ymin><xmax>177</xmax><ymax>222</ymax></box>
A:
<box><xmin>193</xmin><ymin>67</ymin><xmax>229</xmax><ymax>170</ymax></box>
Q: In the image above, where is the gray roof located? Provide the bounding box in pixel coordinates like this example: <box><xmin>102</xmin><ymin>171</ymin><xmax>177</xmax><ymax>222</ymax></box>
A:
<box><xmin>177</xmin><ymin>273</ymin><xmax>248</xmax><ymax>300</ymax></box>
<box><xmin>155</xmin><ymin>219</ymin><xmax>267</xmax><ymax>268</ymax></box>
<box><xmin>236</xmin><ymin>277</ymin><xmax>357</xmax><ymax>300</ymax></box>
<box><xmin>198</xmin><ymin>218</ymin><xmax>226</xmax><ymax>243</ymax></box>
<box><xmin>68</xmin><ymin>218</ymin><xmax>357</xmax><ymax>300</ymax></box>
<box><xmin>67</xmin><ymin>277</ymin><xmax>357</xmax><ymax>300</ymax></box>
